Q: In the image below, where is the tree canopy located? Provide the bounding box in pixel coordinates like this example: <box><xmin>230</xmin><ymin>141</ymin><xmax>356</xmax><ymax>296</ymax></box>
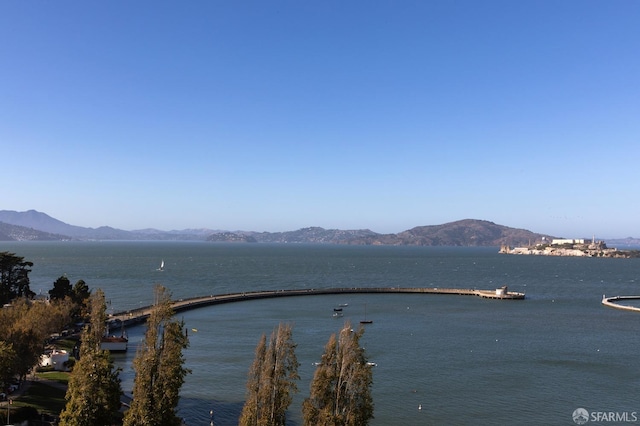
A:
<box><xmin>49</xmin><ymin>275</ymin><xmax>73</xmax><ymax>301</ymax></box>
<box><xmin>302</xmin><ymin>321</ymin><xmax>374</xmax><ymax>426</ymax></box>
<box><xmin>239</xmin><ymin>323</ymin><xmax>300</xmax><ymax>426</ymax></box>
<box><xmin>59</xmin><ymin>289</ymin><xmax>122</xmax><ymax>426</ymax></box>
<box><xmin>123</xmin><ymin>285</ymin><xmax>190</xmax><ymax>426</ymax></box>
<box><xmin>0</xmin><ymin>297</ymin><xmax>72</xmax><ymax>380</ymax></box>
<box><xmin>0</xmin><ymin>251</ymin><xmax>34</xmax><ymax>306</ymax></box>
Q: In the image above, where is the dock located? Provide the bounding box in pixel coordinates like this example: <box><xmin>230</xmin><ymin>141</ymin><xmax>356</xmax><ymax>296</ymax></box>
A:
<box><xmin>108</xmin><ymin>286</ymin><xmax>525</xmax><ymax>327</ymax></box>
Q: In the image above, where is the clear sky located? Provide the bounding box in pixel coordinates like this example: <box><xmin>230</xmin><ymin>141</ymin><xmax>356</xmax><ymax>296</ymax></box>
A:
<box><xmin>1</xmin><ymin>1</ymin><xmax>639</xmax><ymax>238</ymax></box>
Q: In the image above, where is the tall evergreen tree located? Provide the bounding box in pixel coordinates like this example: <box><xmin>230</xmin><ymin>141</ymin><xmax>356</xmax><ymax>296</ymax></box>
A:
<box><xmin>239</xmin><ymin>334</ymin><xmax>267</xmax><ymax>426</ymax></box>
<box><xmin>302</xmin><ymin>321</ymin><xmax>374</xmax><ymax>426</ymax></box>
<box><xmin>239</xmin><ymin>323</ymin><xmax>300</xmax><ymax>426</ymax></box>
<box><xmin>59</xmin><ymin>289</ymin><xmax>122</xmax><ymax>426</ymax></box>
<box><xmin>0</xmin><ymin>251</ymin><xmax>34</xmax><ymax>305</ymax></box>
<box><xmin>71</xmin><ymin>279</ymin><xmax>92</xmax><ymax>319</ymax></box>
<box><xmin>49</xmin><ymin>275</ymin><xmax>73</xmax><ymax>301</ymax></box>
<box><xmin>123</xmin><ymin>285</ymin><xmax>190</xmax><ymax>426</ymax></box>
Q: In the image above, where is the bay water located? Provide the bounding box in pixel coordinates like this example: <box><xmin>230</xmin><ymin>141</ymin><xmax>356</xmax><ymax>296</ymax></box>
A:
<box><xmin>3</xmin><ymin>241</ymin><xmax>640</xmax><ymax>425</ymax></box>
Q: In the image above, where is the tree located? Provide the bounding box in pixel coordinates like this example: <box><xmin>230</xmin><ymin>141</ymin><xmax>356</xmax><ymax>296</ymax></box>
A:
<box><xmin>3</xmin><ymin>299</ymin><xmax>53</xmax><ymax>379</ymax></box>
<box><xmin>0</xmin><ymin>251</ymin><xmax>34</xmax><ymax>306</ymax></box>
<box><xmin>0</xmin><ymin>340</ymin><xmax>17</xmax><ymax>387</ymax></box>
<box><xmin>239</xmin><ymin>323</ymin><xmax>300</xmax><ymax>426</ymax></box>
<box><xmin>123</xmin><ymin>285</ymin><xmax>190</xmax><ymax>426</ymax></box>
<box><xmin>72</xmin><ymin>279</ymin><xmax>91</xmax><ymax>303</ymax></box>
<box><xmin>49</xmin><ymin>275</ymin><xmax>73</xmax><ymax>301</ymax></box>
<box><xmin>240</xmin><ymin>334</ymin><xmax>267</xmax><ymax>425</ymax></box>
<box><xmin>59</xmin><ymin>289</ymin><xmax>122</xmax><ymax>426</ymax></box>
<box><xmin>0</xmin><ymin>297</ymin><xmax>73</xmax><ymax>381</ymax></box>
<box><xmin>71</xmin><ymin>279</ymin><xmax>92</xmax><ymax>319</ymax></box>
<box><xmin>302</xmin><ymin>321</ymin><xmax>374</xmax><ymax>426</ymax></box>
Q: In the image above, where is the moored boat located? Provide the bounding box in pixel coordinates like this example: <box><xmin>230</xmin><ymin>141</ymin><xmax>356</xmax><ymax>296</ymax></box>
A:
<box><xmin>101</xmin><ymin>322</ymin><xmax>128</xmax><ymax>351</ymax></box>
<box><xmin>101</xmin><ymin>335</ymin><xmax>128</xmax><ymax>352</ymax></box>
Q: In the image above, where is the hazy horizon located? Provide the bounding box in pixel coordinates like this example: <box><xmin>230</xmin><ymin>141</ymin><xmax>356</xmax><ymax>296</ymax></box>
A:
<box><xmin>4</xmin><ymin>208</ymin><xmax>640</xmax><ymax>241</ymax></box>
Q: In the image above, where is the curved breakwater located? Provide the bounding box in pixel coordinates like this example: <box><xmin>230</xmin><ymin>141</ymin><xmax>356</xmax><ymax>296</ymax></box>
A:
<box><xmin>109</xmin><ymin>286</ymin><xmax>525</xmax><ymax>327</ymax></box>
<box><xmin>602</xmin><ymin>295</ymin><xmax>640</xmax><ymax>312</ymax></box>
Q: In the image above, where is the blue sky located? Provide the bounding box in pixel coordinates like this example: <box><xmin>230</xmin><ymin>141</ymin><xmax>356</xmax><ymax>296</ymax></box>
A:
<box><xmin>1</xmin><ymin>1</ymin><xmax>639</xmax><ymax>238</ymax></box>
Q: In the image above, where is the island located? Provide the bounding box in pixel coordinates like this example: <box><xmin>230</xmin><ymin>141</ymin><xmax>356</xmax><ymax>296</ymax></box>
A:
<box><xmin>499</xmin><ymin>238</ymin><xmax>640</xmax><ymax>258</ymax></box>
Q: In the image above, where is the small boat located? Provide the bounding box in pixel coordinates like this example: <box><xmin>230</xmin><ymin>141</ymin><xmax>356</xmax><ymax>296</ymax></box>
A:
<box><xmin>101</xmin><ymin>322</ymin><xmax>128</xmax><ymax>352</ymax></box>
<box><xmin>333</xmin><ymin>308</ymin><xmax>343</xmax><ymax>312</ymax></box>
<box><xmin>338</xmin><ymin>303</ymin><xmax>349</xmax><ymax>307</ymax></box>
<box><xmin>333</xmin><ymin>312</ymin><xmax>343</xmax><ymax>318</ymax></box>
<box><xmin>158</xmin><ymin>260</ymin><xmax>165</xmax><ymax>271</ymax></box>
<box><xmin>101</xmin><ymin>335</ymin><xmax>128</xmax><ymax>352</ymax></box>
<box><xmin>366</xmin><ymin>362</ymin><xmax>377</xmax><ymax>367</ymax></box>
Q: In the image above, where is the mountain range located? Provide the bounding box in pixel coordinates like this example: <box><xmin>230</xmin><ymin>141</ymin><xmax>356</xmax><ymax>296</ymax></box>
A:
<box><xmin>0</xmin><ymin>209</ymin><xmax>567</xmax><ymax>247</ymax></box>
<box><xmin>4</xmin><ymin>209</ymin><xmax>637</xmax><ymax>247</ymax></box>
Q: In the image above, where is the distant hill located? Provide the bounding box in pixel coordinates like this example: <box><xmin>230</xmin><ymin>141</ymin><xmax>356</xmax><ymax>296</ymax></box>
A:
<box><xmin>0</xmin><ymin>221</ymin><xmax>70</xmax><ymax>241</ymax></box>
<box><xmin>337</xmin><ymin>219</ymin><xmax>552</xmax><ymax>246</ymax></box>
<box><xmin>0</xmin><ymin>209</ymin><xmax>554</xmax><ymax>246</ymax></box>
<box><xmin>209</xmin><ymin>227</ymin><xmax>380</xmax><ymax>244</ymax></box>
<box><xmin>0</xmin><ymin>209</ymin><xmax>104</xmax><ymax>239</ymax></box>
<box><xmin>0</xmin><ymin>210</ymin><xmax>214</xmax><ymax>241</ymax></box>
<box><xmin>207</xmin><ymin>220</ymin><xmax>553</xmax><ymax>247</ymax></box>
<box><xmin>394</xmin><ymin>219</ymin><xmax>552</xmax><ymax>246</ymax></box>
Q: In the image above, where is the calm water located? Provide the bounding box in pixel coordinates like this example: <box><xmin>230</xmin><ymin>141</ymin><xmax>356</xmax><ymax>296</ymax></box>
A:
<box><xmin>3</xmin><ymin>241</ymin><xmax>640</xmax><ymax>425</ymax></box>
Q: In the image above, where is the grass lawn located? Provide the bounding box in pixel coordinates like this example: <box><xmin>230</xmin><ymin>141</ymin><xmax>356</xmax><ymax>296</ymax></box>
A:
<box><xmin>55</xmin><ymin>337</ymin><xmax>78</xmax><ymax>353</ymax></box>
<box><xmin>36</xmin><ymin>371</ymin><xmax>71</xmax><ymax>384</ymax></box>
<box><xmin>7</xmin><ymin>381</ymin><xmax>66</xmax><ymax>420</ymax></box>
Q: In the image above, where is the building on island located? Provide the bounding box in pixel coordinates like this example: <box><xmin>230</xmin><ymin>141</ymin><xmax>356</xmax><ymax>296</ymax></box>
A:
<box><xmin>551</xmin><ymin>239</ymin><xmax>585</xmax><ymax>245</ymax></box>
<box><xmin>498</xmin><ymin>235</ymin><xmax>629</xmax><ymax>257</ymax></box>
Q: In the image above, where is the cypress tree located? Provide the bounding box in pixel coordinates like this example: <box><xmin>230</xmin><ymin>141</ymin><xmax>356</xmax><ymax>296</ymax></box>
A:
<box><xmin>302</xmin><ymin>321</ymin><xmax>374</xmax><ymax>426</ymax></box>
<box><xmin>0</xmin><ymin>251</ymin><xmax>34</xmax><ymax>305</ymax></box>
<box><xmin>239</xmin><ymin>323</ymin><xmax>300</xmax><ymax>426</ymax></box>
<box><xmin>59</xmin><ymin>289</ymin><xmax>122</xmax><ymax>426</ymax></box>
<box><xmin>239</xmin><ymin>334</ymin><xmax>267</xmax><ymax>426</ymax></box>
<box><xmin>123</xmin><ymin>285</ymin><xmax>190</xmax><ymax>426</ymax></box>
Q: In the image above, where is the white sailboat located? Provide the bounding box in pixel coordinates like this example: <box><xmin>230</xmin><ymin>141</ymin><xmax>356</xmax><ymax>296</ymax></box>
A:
<box><xmin>158</xmin><ymin>259</ymin><xmax>164</xmax><ymax>271</ymax></box>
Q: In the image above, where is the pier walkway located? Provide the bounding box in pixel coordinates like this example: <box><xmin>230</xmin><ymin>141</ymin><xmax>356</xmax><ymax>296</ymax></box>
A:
<box><xmin>109</xmin><ymin>286</ymin><xmax>525</xmax><ymax>327</ymax></box>
<box><xmin>602</xmin><ymin>295</ymin><xmax>640</xmax><ymax>313</ymax></box>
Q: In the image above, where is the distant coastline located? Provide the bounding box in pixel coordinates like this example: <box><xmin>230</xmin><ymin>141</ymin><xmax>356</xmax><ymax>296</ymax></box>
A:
<box><xmin>499</xmin><ymin>238</ymin><xmax>640</xmax><ymax>258</ymax></box>
<box><xmin>0</xmin><ymin>210</ymin><xmax>554</xmax><ymax>247</ymax></box>
<box><xmin>2</xmin><ymin>210</ymin><xmax>638</xmax><ymax>249</ymax></box>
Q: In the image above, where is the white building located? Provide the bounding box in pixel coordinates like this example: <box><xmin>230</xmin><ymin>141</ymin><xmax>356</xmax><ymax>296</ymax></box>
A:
<box><xmin>551</xmin><ymin>239</ymin><xmax>585</xmax><ymax>245</ymax></box>
<box><xmin>40</xmin><ymin>349</ymin><xmax>69</xmax><ymax>371</ymax></box>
